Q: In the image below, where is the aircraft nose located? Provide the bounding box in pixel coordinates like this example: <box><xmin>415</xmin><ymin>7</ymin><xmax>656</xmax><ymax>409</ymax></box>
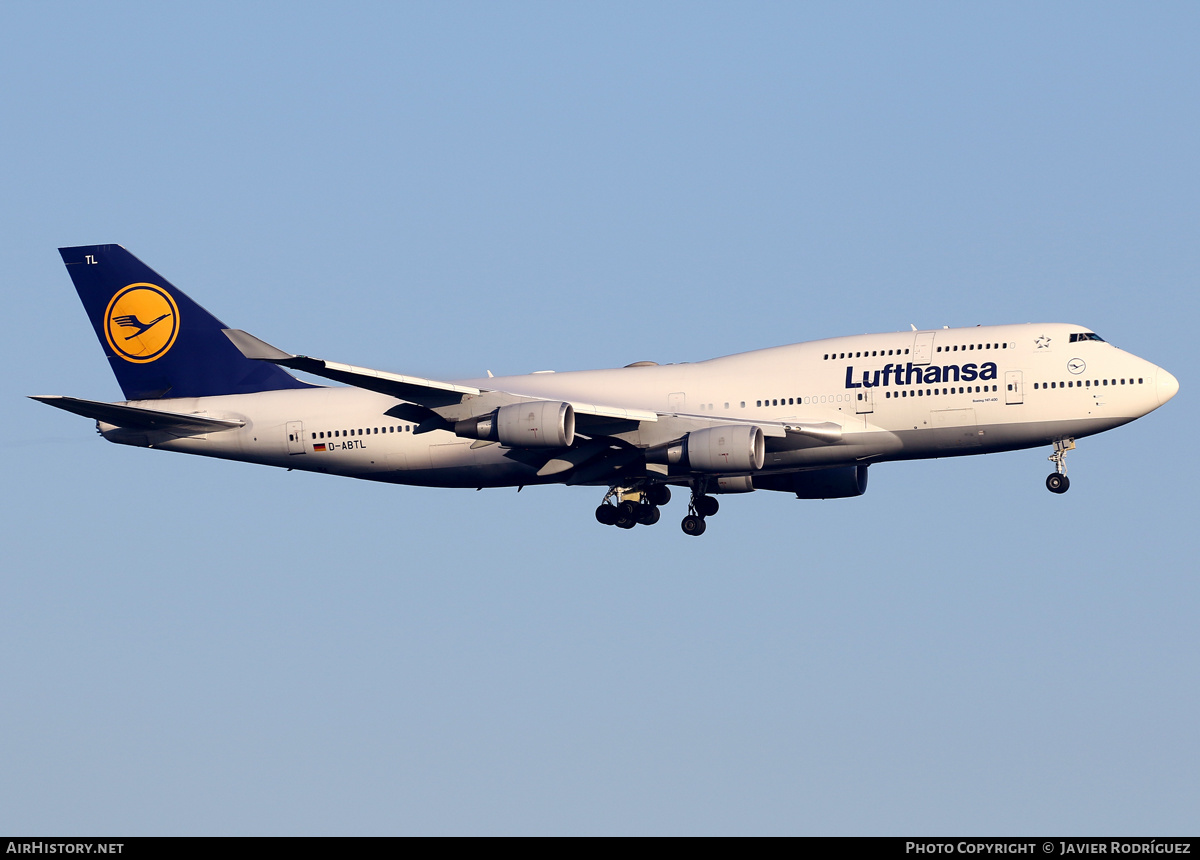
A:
<box><xmin>1156</xmin><ymin>367</ymin><xmax>1179</xmax><ymax>406</ymax></box>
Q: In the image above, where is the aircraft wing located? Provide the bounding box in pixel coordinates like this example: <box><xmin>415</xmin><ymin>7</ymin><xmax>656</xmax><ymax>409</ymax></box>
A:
<box><xmin>30</xmin><ymin>395</ymin><xmax>245</xmax><ymax>435</ymax></box>
<box><xmin>223</xmin><ymin>328</ymin><xmax>660</xmax><ymax>427</ymax></box>
<box><xmin>223</xmin><ymin>329</ymin><xmax>481</xmax><ymax>408</ymax></box>
<box><xmin>222</xmin><ymin>329</ymin><xmax>840</xmax><ymax>448</ymax></box>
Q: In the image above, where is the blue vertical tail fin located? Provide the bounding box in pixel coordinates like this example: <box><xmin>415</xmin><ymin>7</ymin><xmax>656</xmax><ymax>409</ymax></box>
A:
<box><xmin>59</xmin><ymin>244</ymin><xmax>312</xmax><ymax>400</ymax></box>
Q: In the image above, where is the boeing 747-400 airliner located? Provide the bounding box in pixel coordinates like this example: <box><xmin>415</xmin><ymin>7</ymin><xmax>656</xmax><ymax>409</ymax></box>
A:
<box><xmin>34</xmin><ymin>245</ymin><xmax>1179</xmax><ymax>536</ymax></box>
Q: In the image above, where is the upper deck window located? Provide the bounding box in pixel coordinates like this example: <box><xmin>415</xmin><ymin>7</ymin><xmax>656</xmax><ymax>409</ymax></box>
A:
<box><xmin>1070</xmin><ymin>332</ymin><xmax>1106</xmax><ymax>343</ymax></box>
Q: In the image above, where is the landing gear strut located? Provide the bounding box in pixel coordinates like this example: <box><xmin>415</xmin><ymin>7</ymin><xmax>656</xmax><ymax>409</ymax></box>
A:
<box><xmin>1046</xmin><ymin>438</ymin><xmax>1074</xmax><ymax>494</ymax></box>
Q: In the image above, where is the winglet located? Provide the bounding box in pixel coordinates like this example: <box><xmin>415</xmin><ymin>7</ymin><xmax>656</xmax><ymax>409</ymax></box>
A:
<box><xmin>222</xmin><ymin>329</ymin><xmax>295</xmax><ymax>362</ymax></box>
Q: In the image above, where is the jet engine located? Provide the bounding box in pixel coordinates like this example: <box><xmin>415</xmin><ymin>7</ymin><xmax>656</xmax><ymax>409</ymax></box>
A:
<box><xmin>645</xmin><ymin>425</ymin><xmax>766</xmax><ymax>473</ymax></box>
<box><xmin>754</xmin><ymin>465</ymin><xmax>869</xmax><ymax>498</ymax></box>
<box><xmin>454</xmin><ymin>401</ymin><xmax>575</xmax><ymax>448</ymax></box>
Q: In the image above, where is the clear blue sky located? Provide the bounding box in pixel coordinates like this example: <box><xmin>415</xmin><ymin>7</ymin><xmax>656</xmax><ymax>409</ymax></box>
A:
<box><xmin>2</xmin><ymin>2</ymin><xmax>1196</xmax><ymax>835</ymax></box>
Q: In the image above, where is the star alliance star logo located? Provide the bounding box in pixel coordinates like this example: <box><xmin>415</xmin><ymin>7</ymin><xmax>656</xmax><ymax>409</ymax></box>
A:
<box><xmin>1035</xmin><ymin>335</ymin><xmax>1051</xmax><ymax>349</ymax></box>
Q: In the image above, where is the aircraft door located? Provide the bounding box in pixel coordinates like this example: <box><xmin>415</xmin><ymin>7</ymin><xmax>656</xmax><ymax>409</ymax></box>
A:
<box><xmin>668</xmin><ymin>392</ymin><xmax>686</xmax><ymax>413</ymax></box>
<box><xmin>855</xmin><ymin>386</ymin><xmax>874</xmax><ymax>414</ymax></box>
<box><xmin>286</xmin><ymin>420</ymin><xmax>306</xmax><ymax>454</ymax></box>
<box><xmin>1005</xmin><ymin>371</ymin><xmax>1024</xmax><ymax>405</ymax></box>
<box><xmin>913</xmin><ymin>332</ymin><xmax>936</xmax><ymax>365</ymax></box>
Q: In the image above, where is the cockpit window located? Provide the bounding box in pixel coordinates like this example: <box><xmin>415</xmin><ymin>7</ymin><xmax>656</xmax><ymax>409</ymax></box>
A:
<box><xmin>1069</xmin><ymin>332</ymin><xmax>1106</xmax><ymax>343</ymax></box>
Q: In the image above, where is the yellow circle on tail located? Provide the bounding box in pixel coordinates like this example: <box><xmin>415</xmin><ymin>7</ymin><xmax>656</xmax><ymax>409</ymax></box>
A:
<box><xmin>103</xmin><ymin>283</ymin><xmax>180</xmax><ymax>363</ymax></box>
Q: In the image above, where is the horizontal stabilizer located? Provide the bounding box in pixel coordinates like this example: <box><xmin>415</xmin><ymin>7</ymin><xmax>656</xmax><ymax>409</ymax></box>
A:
<box><xmin>30</xmin><ymin>396</ymin><xmax>244</xmax><ymax>435</ymax></box>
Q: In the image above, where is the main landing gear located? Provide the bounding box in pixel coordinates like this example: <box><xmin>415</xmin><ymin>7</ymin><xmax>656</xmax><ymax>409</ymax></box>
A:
<box><xmin>680</xmin><ymin>486</ymin><xmax>719</xmax><ymax>537</ymax></box>
<box><xmin>595</xmin><ymin>484</ymin><xmax>672</xmax><ymax>530</ymax></box>
<box><xmin>1046</xmin><ymin>438</ymin><xmax>1074</xmax><ymax>494</ymax></box>
<box><xmin>595</xmin><ymin>482</ymin><xmax>722</xmax><ymax>536</ymax></box>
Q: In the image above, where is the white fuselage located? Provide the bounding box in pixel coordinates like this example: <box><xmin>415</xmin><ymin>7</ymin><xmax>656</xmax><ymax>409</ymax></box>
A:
<box><xmin>100</xmin><ymin>323</ymin><xmax>1176</xmax><ymax>489</ymax></box>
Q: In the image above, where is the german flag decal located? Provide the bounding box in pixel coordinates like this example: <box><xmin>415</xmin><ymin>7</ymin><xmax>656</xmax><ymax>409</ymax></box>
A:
<box><xmin>313</xmin><ymin>443</ymin><xmax>327</xmax><ymax>452</ymax></box>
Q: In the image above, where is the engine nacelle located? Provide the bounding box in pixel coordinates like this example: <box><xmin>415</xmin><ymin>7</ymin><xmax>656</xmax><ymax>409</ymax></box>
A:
<box><xmin>455</xmin><ymin>401</ymin><xmax>575</xmax><ymax>448</ymax></box>
<box><xmin>646</xmin><ymin>424</ymin><xmax>765</xmax><ymax>473</ymax></box>
<box><xmin>754</xmin><ymin>465</ymin><xmax>869</xmax><ymax>499</ymax></box>
<box><xmin>712</xmin><ymin>476</ymin><xmax>755</xmax><ymax>494</ymax></box>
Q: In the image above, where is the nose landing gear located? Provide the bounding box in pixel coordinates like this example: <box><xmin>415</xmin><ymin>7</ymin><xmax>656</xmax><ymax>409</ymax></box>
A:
<box><xmin>1046</xmin><ymin>438</ymin><xmax>1074</xmax><ymax>494</ymax></box>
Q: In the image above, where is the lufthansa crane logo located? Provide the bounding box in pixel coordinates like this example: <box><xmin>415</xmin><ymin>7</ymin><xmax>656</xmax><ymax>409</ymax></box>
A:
<box><xmin>103</xmin><ymin>283</ymin><xmax>180</xmax><ymax>363</ymax></box>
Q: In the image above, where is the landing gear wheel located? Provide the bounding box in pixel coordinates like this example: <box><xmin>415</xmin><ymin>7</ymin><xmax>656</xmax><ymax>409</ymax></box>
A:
<box><xmin>636</xmin><ymin>505</ymin><xmax>661</xmax><ymax>526</ymax></box>
<box><xmin>1046</xmin><ymin>473</ymin><xmax>1070</xmax><ymax>494</ymax></box>
<box><xmin>681</xmin><ymin>514</ymin><xmax>707</xmax><ymax>536</ymax></box>
<box><xmin>694</xmin><ymin>495</ymin><xmax>719</xmax><ymax>518</ymax></box>
<box><xmin>595</xmin><ymin>504</ymin><xmax>618</xmax><ymax>525</ymax></box>
<box><xmin>646</xmin><ymin>484</ymin><xmax>672</xmax><ymax>507</ymax></box>
<box><xmin>615</xmin><ymin>501</ymin><xmax>639</xmax><ymax>528</ymax></box>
